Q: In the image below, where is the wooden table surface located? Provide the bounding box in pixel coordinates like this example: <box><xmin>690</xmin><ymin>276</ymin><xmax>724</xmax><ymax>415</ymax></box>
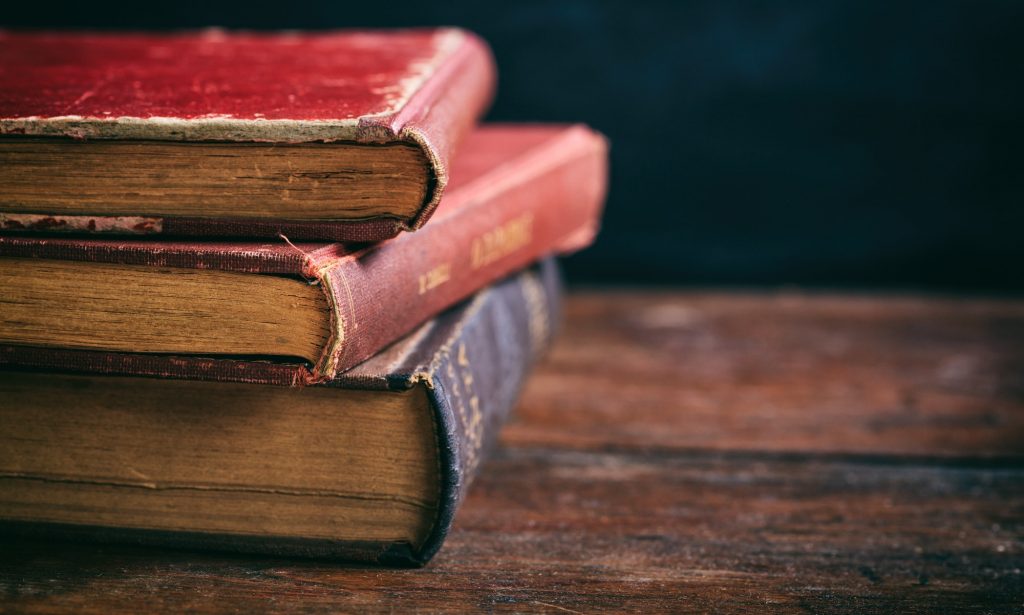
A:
<box><xmin>2</xmin><ymin>291</ymin><xmax>1022</xmax><ymax>613</ymax></box>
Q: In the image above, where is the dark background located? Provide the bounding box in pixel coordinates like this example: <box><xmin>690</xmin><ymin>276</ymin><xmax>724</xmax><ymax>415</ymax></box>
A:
<box><xmin>7</xmin><ymin>1</ymin><xmax>1023</xmax><ymax>291</ymax></box>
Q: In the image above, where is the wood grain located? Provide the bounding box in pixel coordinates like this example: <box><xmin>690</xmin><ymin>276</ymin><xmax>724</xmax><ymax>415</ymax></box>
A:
<box><xmin>1</xmin><ymin>291</ymin><xmax>1021</xmax><ymax>613</ymax></box>
<box><xmin>506</xmin><ymin>292</ymin><xmax>1024</xmax><ymax>457</ymax></box>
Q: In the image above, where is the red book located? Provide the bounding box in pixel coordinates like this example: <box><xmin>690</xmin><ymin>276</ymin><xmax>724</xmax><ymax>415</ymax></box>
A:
<box><xmin>0</xmin><ymin>29</ymin><xmax>495</xmax><ymax>241</ymax></box>
<box><xmin>0</xmin><ymin>125</ymin><xmax>608</xmax><ymax>384</ymax></box>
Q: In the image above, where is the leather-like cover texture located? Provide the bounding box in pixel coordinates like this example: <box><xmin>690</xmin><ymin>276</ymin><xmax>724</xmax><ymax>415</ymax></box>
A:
<box><xmin>0</xmin><ymin>260</ymin><xmax>562</xmax><ymax>566</ymax></box>
<box><xmin>0</xmin><ymin>28</ymin><xmax>496</xmax><ymax>240</ymax></box>
<box><xmin>346</xmin><ymin>258</ymin><xmax>562</xmax><ymax>565</ymax></box>
<box><xmin>0</xmin><ymin>125</ymin><xmax>607</xmax><ymax>382</ymax></box>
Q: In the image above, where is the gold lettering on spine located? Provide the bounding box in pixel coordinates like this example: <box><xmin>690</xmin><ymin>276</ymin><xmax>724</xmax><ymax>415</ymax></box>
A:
<box><xmin>470</xmin><ymin>212</ymin><xmax>534</xmax><ymax>270</ymax></box>
<box><xmin>418</xmin><ymin>262</ymin><xmax>451</xmax><ymax>295</ymax></box>
<box><xmin>450</xmin><ymin>342</ymin><xmax>484</xmax><ymax>476</ymax></box>
<box><xmin>519</xmin><ymin>270</ymin><xmax>550</xmax><ymax>358</ymax></box>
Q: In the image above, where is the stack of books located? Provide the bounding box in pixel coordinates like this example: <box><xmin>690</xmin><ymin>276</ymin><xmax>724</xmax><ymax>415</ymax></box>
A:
<box><xmin>0</xmin><ymin>29</ymin><xmax>606</xmax><ymax>565</ymax></box>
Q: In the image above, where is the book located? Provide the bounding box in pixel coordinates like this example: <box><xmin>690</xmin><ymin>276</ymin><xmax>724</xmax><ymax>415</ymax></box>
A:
<box><xmin>0</xmin><ymin>28</ymin><xmax>495</xmax><ymax>241</ymax></box>
<box><xmin>0</xmin><ymin>260</ymin><xmax>560</xmax><ymax>566</ymax></box>
<box><xmin>0</xmin><ymin>124</ymin><xmax>606</xmax><ymax>383</ymax></box>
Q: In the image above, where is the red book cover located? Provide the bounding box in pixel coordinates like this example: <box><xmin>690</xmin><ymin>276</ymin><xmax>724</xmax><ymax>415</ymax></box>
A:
<box><xmin>0</xmin><ymin>28</ymin><xmax>495</xmax><ymax>241</ymax></box>
<box><xmin>0</xmin><ymin>124</ymin><xmax>608</xmax><ymax>383</ymax></box>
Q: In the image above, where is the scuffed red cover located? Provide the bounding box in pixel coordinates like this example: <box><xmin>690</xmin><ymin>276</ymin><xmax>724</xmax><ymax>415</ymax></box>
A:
<box><xmin>0</xmin><ymin>125</ymin><xmax>608</xmax><ymax>383</ymax></box>
<box><xmin>0</xmin><ymin>28</ymin><xmax>496</xmax><ymax>240</ymax></box>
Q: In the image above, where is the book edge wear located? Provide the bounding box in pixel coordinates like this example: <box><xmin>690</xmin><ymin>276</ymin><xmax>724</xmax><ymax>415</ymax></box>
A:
<box><xmin>0</xmin><ymin>125</ymin><xmax>608</xmax><ymax>383</ymax></box>
<box><xmin>0</xmin><ymin>28</ymin><xmax>497</xmax><ymax>241</ymax></box>
<box><xmin>0</xmin><ymin>260</ymin><xmax>563</xmax><ymax>566</ymax></box>
<box><xmin>411</xmin><ymin>259</ymin><xmax>562</xmax><ymax>564</ymax></box>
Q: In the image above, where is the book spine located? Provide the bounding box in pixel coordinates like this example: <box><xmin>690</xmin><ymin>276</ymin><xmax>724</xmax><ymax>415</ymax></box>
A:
<box><xmin>310</xmin><ymin>125</ymin><xmax>605</xmax><ymax>380</ymax></box>
<box><xmin>407</xmin><ymin>258</ymin><xmax>562</xmax><ymax>565</ymax></box>
<box><xmin>363</xmin><ymin>30</ymin><xmax>497</xmax><ymax>234</ymax></box>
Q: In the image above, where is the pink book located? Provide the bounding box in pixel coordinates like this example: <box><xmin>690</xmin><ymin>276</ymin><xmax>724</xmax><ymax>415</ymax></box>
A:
<box><xmin>0</xmin><ymin>125</ymin><xmax>608</xmax><ymax>384</ymax></box>
<box><xmin>0</xmin><ymin>29</ymin><xmax>495</xmax><ymax>241</ymax></box>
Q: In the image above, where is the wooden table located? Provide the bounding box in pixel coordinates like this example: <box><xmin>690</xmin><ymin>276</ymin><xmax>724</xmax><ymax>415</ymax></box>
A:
<box><xmin>2</xmin><ymin>292</ymin><xmax>1022</xmax><ymax>612</ymax></box>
